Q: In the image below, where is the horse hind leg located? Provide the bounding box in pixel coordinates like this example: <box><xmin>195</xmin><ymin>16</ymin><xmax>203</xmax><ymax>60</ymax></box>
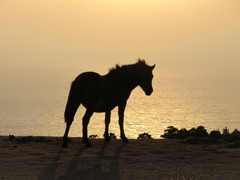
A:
<box><xmin>63</xmin><ymin>114</ymin><xmax>77</xmax><ymax>147</ymax></box>
<box><xmin>62</xmin><ymin>117</ymin><xmax>73</xmax><ymax>147</ymax></box>
<box><xmin>62</xmin><ymin>97</ymin><xmax>81</xmax><ymax>147</ymax></box>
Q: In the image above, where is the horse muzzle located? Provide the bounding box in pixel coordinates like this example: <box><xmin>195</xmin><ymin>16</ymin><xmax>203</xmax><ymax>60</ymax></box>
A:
<box><xmin>145</xmin><ymin>89</ymin><xmax>153</xmax><ymax>96</ymax></box>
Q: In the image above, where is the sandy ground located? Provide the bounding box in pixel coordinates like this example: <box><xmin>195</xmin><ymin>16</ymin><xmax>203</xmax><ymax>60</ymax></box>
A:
<box><xmin>0</xmin><ymin>136</ymin><xmax>240</xmax><ymax>180</ymax></box>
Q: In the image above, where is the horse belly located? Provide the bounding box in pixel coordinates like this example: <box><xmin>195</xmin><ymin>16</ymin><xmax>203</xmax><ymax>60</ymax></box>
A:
<box><xmin>93</xmin><ymin>97</ymin><xmax>115</xmax><ymax>112</ymax></box>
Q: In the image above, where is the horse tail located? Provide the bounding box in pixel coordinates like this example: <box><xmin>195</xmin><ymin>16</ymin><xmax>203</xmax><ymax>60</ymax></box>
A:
<box><xmin>64</xmin><ymin>81</ymin><xmax>81</xmax><ymax>123</ymax></box>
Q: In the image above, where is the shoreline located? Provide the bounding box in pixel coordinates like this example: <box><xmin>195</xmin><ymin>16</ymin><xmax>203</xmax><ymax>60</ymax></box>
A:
<box><xmin>1</xmin><ymin>136</ymin><xmax>240</xmax><ymax>179</ymax></box>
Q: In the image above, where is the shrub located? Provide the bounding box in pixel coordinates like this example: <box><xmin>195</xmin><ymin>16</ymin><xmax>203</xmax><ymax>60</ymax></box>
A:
<box><xmin>195</xmin><ymin>126</ymin><xmax>208</xmax><ymax>138</ymax></box>
<box><xmin>89</xmin><ymin>135</ymin><xmax>98</xmax><ymax>139</ymax></box>
<box><xmin>161</xmin><ymin>126</ymin><xmax>179</xmax><ymax>139</ymax></box>
<box><xmin>161</xmin><ymin>126</ymin><xmax>240</xmax><ymax>143</ymax></box>
<box><xmin>109</xmin><ymin>133</ymin><xmax>117</xmax><ymax>139</ymax></box>
<box><xmin>188</xmin><ymin>128</ymin><xmax>196</xmax><ymax>137</ymax></box>
<box><xmin>222</xmin><ymin>127</ymin><xmax>230</xmax><ymax>136</ymax></box>
<box><xmin>138</xmin><ymin>132</ymin><xmax>153</xmax><ymax>139</ymax></box>
<box><xmin>209</xmin><ymin>130</ymin><xmax>222</xmax><ymax>139</ymax></box>
<box><xmin>231</xmin><ymin>129</ymin><xmax>240</xmax><ymax>140</ymax></box>
<box><xmin>176</xmin><ymin>128</ymin><xmax>188</xmax><ymax>139</ymax></box>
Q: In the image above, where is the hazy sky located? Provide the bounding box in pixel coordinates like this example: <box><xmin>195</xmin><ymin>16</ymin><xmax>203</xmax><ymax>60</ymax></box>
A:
<box><xmin>1</xmin><ymin>0</ymin><xmax>240</xmax><ymax>77</ymax></box>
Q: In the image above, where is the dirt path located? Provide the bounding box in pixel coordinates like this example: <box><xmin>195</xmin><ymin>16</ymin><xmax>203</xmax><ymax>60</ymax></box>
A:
<box><xmin>1</xmin><ymin>136</ymin><xmax>240</xmax><ymax>180</ymax></box>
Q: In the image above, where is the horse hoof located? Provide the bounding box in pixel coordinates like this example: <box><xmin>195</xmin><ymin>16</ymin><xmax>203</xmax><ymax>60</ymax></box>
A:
<box><xmin>62</xmin><ymin>142</ymin><xmax>68</xmax><ymax>148</ymax></box>
<box><xmin>122</xmin><ymin>138</ymin><xmax>129</xmax><ymax>144</ymax></box>
<box><xmin>104</xmin><ymin>136</ymin><xmax>111</xmax><ymax>142</ymax></box>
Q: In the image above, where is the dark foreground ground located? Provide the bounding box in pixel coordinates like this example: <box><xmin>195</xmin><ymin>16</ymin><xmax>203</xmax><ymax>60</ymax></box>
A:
<box><xmin>0</xmin><ymin>136</ymin><xmax>240</xmax><ymax>180</ymax></box>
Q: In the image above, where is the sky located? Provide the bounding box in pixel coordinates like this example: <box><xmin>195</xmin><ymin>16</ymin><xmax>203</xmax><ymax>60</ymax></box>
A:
<box><xmin>1</xmin><ymin>0</ymin><xmax>240</xmax><ymax>79</ymax></box>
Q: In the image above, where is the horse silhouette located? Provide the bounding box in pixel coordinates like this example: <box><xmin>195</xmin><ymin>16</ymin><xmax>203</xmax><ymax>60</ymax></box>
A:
<box><xmin>63</xmin><ymin>59</ymin><xmax>155</xmax><ymax>147</ymax></box>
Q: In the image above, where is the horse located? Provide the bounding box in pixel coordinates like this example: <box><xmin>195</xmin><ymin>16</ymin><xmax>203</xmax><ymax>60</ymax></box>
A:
<box><xmin>62</xmin><ymin>59</ymin><xmax>155</xmax><ymax>147</ymax></box>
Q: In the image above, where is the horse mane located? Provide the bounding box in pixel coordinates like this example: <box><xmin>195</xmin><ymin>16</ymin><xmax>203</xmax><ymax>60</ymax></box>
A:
<box><xmin>109</xmin><ymin>59</ymin><xmax>149</xmax><ymax>73</ymax></box>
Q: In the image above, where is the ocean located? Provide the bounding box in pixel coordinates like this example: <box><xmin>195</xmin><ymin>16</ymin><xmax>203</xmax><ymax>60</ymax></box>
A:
<box><xmin>1</xmin><ymin>68</ymin><xmax>240</xmax><ymax>139</ymax></box>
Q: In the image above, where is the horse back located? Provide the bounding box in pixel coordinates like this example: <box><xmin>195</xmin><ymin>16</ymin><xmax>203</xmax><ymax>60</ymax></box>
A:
<box><xmin>71</xmin><ymin>71</ymin><xmax>131</xmax><ymax>112</ymax></box>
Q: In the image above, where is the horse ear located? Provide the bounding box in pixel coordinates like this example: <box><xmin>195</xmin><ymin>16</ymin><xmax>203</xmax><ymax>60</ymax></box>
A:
<box><xmin>151</xmin><ymin>64</ymin><xmax>155</xmax><ymax>70</ymax></box>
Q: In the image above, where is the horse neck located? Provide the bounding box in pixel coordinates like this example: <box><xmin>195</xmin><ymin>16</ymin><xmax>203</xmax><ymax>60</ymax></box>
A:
<box><xmin>121</xmin><ymin>68</ymin><xmax>140</xmax><ymax>91</ymax></box>
<box><xmin>106</xmin><ymin>68</ymin><xmax>139</xmax><ymax>92</ymax></box>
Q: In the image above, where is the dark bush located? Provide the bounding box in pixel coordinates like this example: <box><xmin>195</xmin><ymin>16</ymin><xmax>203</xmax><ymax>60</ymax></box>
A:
<box><xmin>195</xmin><ymin>126</ymin><xmax>208</xmax><ymax>138</ymax></box>
<box><xmin>177</xmin><ymin>128</ymin><xmax>188</xmax><ymax>139</ymax></box>
<box><xmin>222</xmin><ymin>127</ymin><xmax>230</xmax><ymax>137</ymax></box>
<box><xmin>109</xmin><ymin>133</ymin><xmax>117</xmax><ymax>139</ymax></box>
<box><xmin>188</xmin><ymin>128</ymin><xmax>197</xmax><ymax>137</ymax></box>
<box><xmin>161</xmin><ymin>126</ymin><xmax>209</xmax><ymax>139</ymax></box>
<box><xmin>209</xmin><ymin>130</ymin><xmax>222</xmax><ymax>139</ymax></box>
<box><xmin>89</xmin><ymin>135</ymin><xmax>98</xmax><ymax>139</ymax></box>
<box><xmin>138</xmin><ymin>132</ymin><xmax>153</xmax><ymax>139</ymax></box>
<box><xmin>161</xmin><ymin>126</ymin><xmax>179</xmax><ymax>139</ymax></box>
<box><xmin>231</xmin><ymin>129</ymin><xmax>240</xmax><ymax>140</ymax></box>
<box><xmin>161</xmin><ymin>126</ymin><xmax>240</xmax><ymax>143</ymax></box>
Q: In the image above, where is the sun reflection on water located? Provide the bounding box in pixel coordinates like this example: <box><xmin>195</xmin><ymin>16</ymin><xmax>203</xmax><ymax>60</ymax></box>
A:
<box><xmin>1</xmin><ymin>70</ymin><xmax>240</xmax><ymax>139</ymax></box>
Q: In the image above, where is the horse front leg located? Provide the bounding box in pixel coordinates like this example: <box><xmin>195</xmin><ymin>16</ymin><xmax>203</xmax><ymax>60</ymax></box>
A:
<box><xmin>82</xmin><ymin>109</ymin><xmax>94</xmax><ymax>147</ymax></box>
<box><xmin>118</xmin><ymin>103</ymin><xmax>128</xmax><ymax>143</ymax></box>
<box><xmin>104</xmin><ymin>111</ymin><xmax>111</xmax><ymax>142</ymax></box>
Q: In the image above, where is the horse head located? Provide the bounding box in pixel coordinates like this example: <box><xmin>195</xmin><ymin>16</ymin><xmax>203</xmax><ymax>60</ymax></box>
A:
<box><xmin>137</xmin><ymin>60</ymin><xmax>155</xmax><ymax>96</ymax></box>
